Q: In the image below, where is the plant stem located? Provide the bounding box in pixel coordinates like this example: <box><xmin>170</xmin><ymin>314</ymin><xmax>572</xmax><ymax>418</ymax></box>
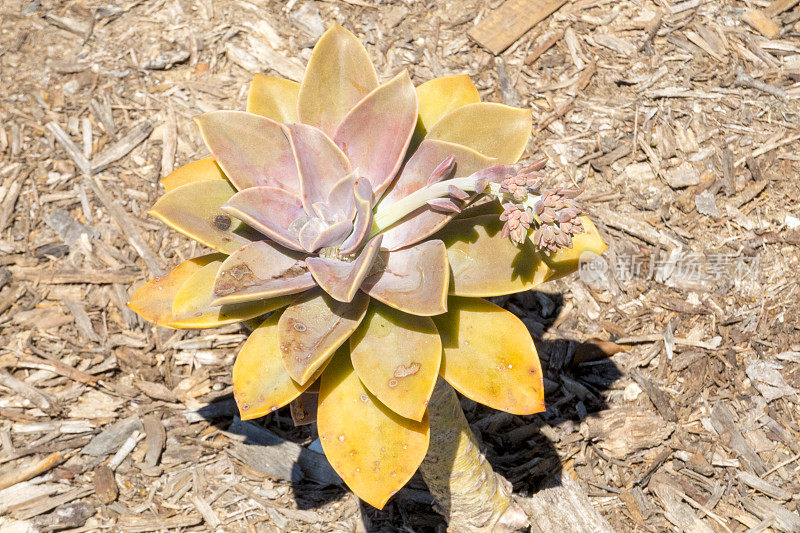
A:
<box><xmin>419</xmin><ymin>379</ymin><xmax>528</xmax><ymax>532</ymax></box>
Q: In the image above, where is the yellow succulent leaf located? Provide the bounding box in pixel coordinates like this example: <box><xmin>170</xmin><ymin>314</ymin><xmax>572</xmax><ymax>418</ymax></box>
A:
<box><xmin>149</xmin><ymin>179</ymin><xmax>251</xmax><ymax>255</ymax></box>
<box><xmin>318</xmin><ymin>350</ymin><xmax>430</xmax><ymax>509</ymax></box>
<box><xmin>127</xmin><ymin>254</ymin><xmax>223</xmax><ymax>327</ymax></box>
<box><xmin>160</xmin><ymin>157</ymin><xmax>227</xmax><ymax>192</ymax></box>
<box><xmin>233</xmin><ymin>311</ymin><xmax>322</xmax><ymax>420</ymax></box>
<box><xmin>350</xmin><ymin>301</ymin><xmax>441</xmax><ymax>422</ymax></box>
<box><xmin>169</xmin><ymin>258</ymin><xmax>292</xmax><ymax>329</ymax></box>
<box><xmin>416</xmin><ymin>74</ymin><xmax>480</xmax><ymax>131</ymax></box>
<box><xmin>541</xmin><ymin>216</ymin><xmax>607</xmax><ymax>281</ymax></box>
<box><xmin>247</xmin><ymin>74</ymin><xmax>300</xmax><ymax>123</ymax></box>
<box><xmin>297</xmin><ymin>24</ymin><xmax>378</xmax><ymax>136</ymax></box>
<box><xmin>433</xmin><ymin>297</ymin><xmax>545</xmax><ymax>415</ymax></box>
<box><xmin>436</xmin><ymin>215</ymin><xmax>550</xmax><ymax>297</ymax></box>
<box><xmin>426</xmin><ymin>102</ymin><xmax>532</xmax><ymax>164</ymax></box>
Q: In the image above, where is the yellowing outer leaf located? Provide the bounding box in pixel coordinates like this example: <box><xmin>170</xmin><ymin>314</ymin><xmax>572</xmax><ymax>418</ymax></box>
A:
<box><xmin>437</xmin><ymin>215</ymin><xmax>550</xmax><ymax>297</ymax></box>
<box><xmin>169</xmin><ymin>258</ymin><xmax>291</xmax><ymax>329</ymax></box>
<box><xmin>247</xmin><ymin>74</ymin><xmax>300</xmax><ymax>123</ymax></box>
<box><xmin>426</xmin><ymin>102</ymin><xmax>532</xmax><ymax>164</ymax></box>
<box><xmin>416</xmin><ymin>74</ymin><xmax>480</xmax><ymax>131</ymax></box>
<box><xmin>149</xmin><ymin>179</ymin><xmax>251</xmax><ymax>255</ymax></box>
<box><xmin>127</xmin><ymin>254</ymin><xmax>223</xmax><ymax>326</ymax></box>
<box><xmin>278</xmin><ymin>290</ymin><xmax>369</xmax><ymax>385</ymax></box>
<box><xmin>434</xmin><ymin>297</ymin><xmax>545</xmax><ymax>415</ymax></box>
<box><xmin>160</xmin><ymin>157</ymin><xmax>226</xmax><ymax>192</ymax></box>
<box><xmin>542</xmin><ymin>217</ymin><xmax>607</xmax><ymax>281</ymax></box>
<box><xmin>233</xmin><ymin>312</ymin><xmax>322</xmax><ymax>420</ymax></box>
<box><xmin>297</xmin><ymin>24</ymin><xmax>379</xmax><ymax>136</ymax></box>
<box><xmin>318</xmin><ymin>350</ymin><xmax>429</xmax><ymax>509</ymax></box>
<box><xmin>350</xmin><ymin>302</ymin><xmax>441</xmax><ymax>422</ymax></box>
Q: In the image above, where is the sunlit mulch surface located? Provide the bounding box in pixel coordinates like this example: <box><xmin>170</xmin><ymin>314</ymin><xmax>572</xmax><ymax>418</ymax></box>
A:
<box><xmin>1</xmin><ymin>0</ymin><xmax>799</xmax><ymax>531</ymax></box>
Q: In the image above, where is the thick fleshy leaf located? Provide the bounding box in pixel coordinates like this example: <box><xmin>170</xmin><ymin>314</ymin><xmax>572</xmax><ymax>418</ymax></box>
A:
<box><xmin>297</xmin><ymin>24</ymin><xmax>379</xmax><ymax>136</ymax></box>
<box><xmin>287</xmin><ymin>123</ymin><xmax>352</xmax><ymax>213</ymax></box>
<box><xmin>233</xmin><ymin>312</ymin><xmax>323</xmax><ymax>420</ymax></box>
<box><xmin>325</xmin><ymin>174</ymin><xmax>357</xmax><ymax>221</ymax></box>
<box><xmin>361</xmin><ymin>240</ymin><xmax>449</xmax><ymax>316</ymax></box>
<box><xmin>222</xmin><ymin>186</ymin><xmax>306</xmax><ymax>251</ymax></box>
<box><xmin>350</xmin><ymin>301</ymin><xmax>441</xmax><ymax>421</ymax></box>
<box><xmin>160</xmin><ymin>157</ymin><xmax>226</xmax><ymax>192</ymax></box>
<box><xmin>416</xmin><ymin>74</ymin><xmax>480</xmax><ymax>131</ymax></box>
<box><xmin>333</xmin><ymin>72</ymin><xmax>418</xmax><ymax>198</ymax></box>
<box><xmin>247</xmin><ymin>74</ymin><xmax>300</xmax><ymax>123</ymax></box>
<box><xmin>127</xmin><ymin>254</ymin><xmax>223</xmax><ymax>326</ymax></box>
<box><xmin>290</xmin><ymin>392</ymin><xmax>319</xmax><ymax>425</ymax></box>
<box><xmin>149</xmin><ymin>179</ymin><xmax>252</xmax><ymax>255</ymax></box>
<box><xmin>426</xmin><ymin>102</ymin><xmax>532</xmax><ymax>164</ymax></box>
<box><xmin>436</xmin><ymin>214</ymin><xmax>550</xmax><ymax>296</ymax></box>
<box><xmin>306</xmin><ymin>235</ymin><xmax>382</xmax><ymax>303</ymax></box>
<box><xmin>433</xmin><ymin>297</ymin><xmax>545</xmax><ymax>415</ymax></box>
<box><xmin>318</xmin><ymin>350</ymin><xmax>429</xmax><ymax>509</ymax></box>
<box><xmin>195</xmin><ymin>111</ymin><xmax>299</xmax><ymax>192</ymax></box>
<box><xmin>541</xmin><ymin>217</ymin><xmax>607</xmax><ymax>281</ymax></box>
<box><xmin>339</xmin><ymin>179</ymin><xmax>373</xmax><ymax>256</ymax></box>
<box><xmin>210</xmin><ymin>241</ymin><xmax>315</xmax><ymax>306</ymax></box>
<box><xmin>298</xmin><ymin>218</ymin><xmax>353</xmax><ymax>253</ymax></box>
<box><xmin>169</xmin><ymin>258</ymin><xmax>291</xmax><ymax>329</ymax></box>
<box><xmin>278</xmin><ymin>290</ymin><xmax>369</xmax><ymax>385</ymax></box>
<box><xmin>378</xmin><ymin>139</ymin><xmax>495</xmax><ymax>251</ymax></box>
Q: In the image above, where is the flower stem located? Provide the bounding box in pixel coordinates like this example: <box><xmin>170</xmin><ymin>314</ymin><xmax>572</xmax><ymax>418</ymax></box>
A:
<box><xmin>419</xmin><ymin>379</ymin><xmax>528</xmax><ymax>532</ymax></box>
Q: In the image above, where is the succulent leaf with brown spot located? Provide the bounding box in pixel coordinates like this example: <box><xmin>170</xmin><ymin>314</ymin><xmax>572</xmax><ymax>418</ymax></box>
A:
<box><xmin>129</xmin><ymin>23</ymin><xmax>607</xmax><ymax>509</ymax></box>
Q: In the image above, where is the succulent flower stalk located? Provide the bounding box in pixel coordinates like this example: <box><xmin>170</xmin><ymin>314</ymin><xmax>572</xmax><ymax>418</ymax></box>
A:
<box><xmin>127</xmin><ymin>23</ymin><xmax>608</xmax><ymax>528</ymax></box>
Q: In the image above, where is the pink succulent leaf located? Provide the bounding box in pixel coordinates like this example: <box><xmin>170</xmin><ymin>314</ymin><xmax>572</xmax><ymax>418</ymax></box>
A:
<box><xmin>298</xmin><ymin>218</ymin><xmax>353</xmax><ymax>253</ymax></box>
<box><xmin>305</xmin><ymin>235</ymin><xmax>383</xmax><ymax>303</ymax></box>
<box><xmin>312</xmin><ymin>202</ymin><xmax>341</xmax><ymax>223</ymax></box>
<box><xmin>447</xmin><ymin>184</ymin><xmax>470</xmax><ymax>201</ymax></box>
<box><xmin>332</xmin><ymin>72</ymin><xmax>418</xmax><ymax>199</ymax></box>
<box><xmin>221</xmin><ymin>187</ymin><xmax>306</xmax><ymax>252</ymax></box>
<box><xmin>427</xmin><ymin>155</ymin><xmax>457</xmax><ymax>186</ymax></box>
<box><xmin>338</xmin><ymin>178</ymin><xmax>374</xmax><ymax>256</ymax></box>
<box><xmin>361</xmin><ymin>239</ymin><xmax>449</xmax><ymax>316</ymax></box>
<box><xmin>426</xmin><ymin>198</ymin><xmax>461</xmax><ymax>213</ymax></box>
<box><xmin>209</xmin><ymin>241</ymin><xmax>315</xmax><ymax>306</ymax></box>
<box><xmin>287</xmin><ymin>123</ymin><xmax>352</xmax><ymax>214</ymax></box>
<box><xmin>379</xmin><ymin>139</ymin><xmax>495</xmax><ymax>251</ymax></box>
<box><xmin>195</xmin><ymin>111</ymin><xmax>299</xmax><ymax>192</ymax></box>
<box><xmin>325</xmin><ymin>174</ymin><xmax>358</xmax><ymax>221</ymax></box>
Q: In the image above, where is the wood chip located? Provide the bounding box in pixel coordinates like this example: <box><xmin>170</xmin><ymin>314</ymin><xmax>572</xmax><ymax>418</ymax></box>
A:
<box><xmin>742</xmin><ymin>10</ymin><xmax>781</xmax><ymax>39</ymax></box>
<box><xmin>93</xmin><ymin>464</ymin><xmax>118</xmax><ymax>503</ymax></box>
<box><xmin>0</xmin><ymin>452</ymin><xmax>64</xmax><ymax>491</ymax></box>
<box><xmin>468</xmin><ymin>0</ymin><xmax>568</xmax><ymax>55</ymax></box>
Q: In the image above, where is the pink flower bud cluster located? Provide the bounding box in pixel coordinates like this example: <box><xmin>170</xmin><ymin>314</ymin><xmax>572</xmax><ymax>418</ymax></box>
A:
<box><xmin>530</xmin><ymin>188</ymin><xmax>585</xmax><ymax>253</ymax></box>
<box><xmin>499</xmin><ymin>203</ymin><xmax>533</xmax><ymax>245</ymax></box>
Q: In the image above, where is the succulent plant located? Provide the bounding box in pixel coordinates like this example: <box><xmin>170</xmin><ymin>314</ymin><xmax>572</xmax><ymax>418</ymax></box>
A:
<box><xmin>128</xmin><ymin>24</ymin><xmax>606</xmax><ymax>513</ymax></box>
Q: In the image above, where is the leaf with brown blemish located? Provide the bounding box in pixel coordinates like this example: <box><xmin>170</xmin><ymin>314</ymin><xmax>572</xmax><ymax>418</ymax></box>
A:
<box><xmin>378</xmin><ymin>139</ymin><xmax>495</xmax><ymax>251</ymax></box>
<box><xmin>247</xmin><ymin>74</ymin><xmax>300</xmax><ymax>123</ymax></box>
<box><xmin>278</xmin><ymin>289</ymin><xmax>369</xmax><ymax>386</ymax></box>
<box><xmin>350</xmin><ymin>301</ymin><xmax>441</xmax><ymax>421</ymax></box>
<box><xmin>436</xmin><ymin>214</ymin><xmax>550</xmax><ymax>297</ymax></box>
<box><xmin>233</xmin><ymin>311</ymin><xmax>324</xmax><ymax>420</ymax></box>
<box><xmin>333</xmin><ymin>72</ymin><xmax>418</xmax><ymax>198</ymax></box>
<box><xmin>297</xmin><ymin>23</ymin><xmax>379</xmax><ymax>136</ymax></box>
<box><xmin>434</xmin><ymin>296</ymin><xmax>545</xmax><ymax>415</ymax></box>
<box><xmin>318</xmin><ymin>349</ymin><xmax>429</xmax><ymax>509</ymax></box>
<box><xmin>149</xmin><ymin>179</ymin><xmax>253</xmax><ymax>255</ymax></box>
<box><xmin>160</xmin><ymin>157</ymin><xmax>227</xmax><ymax>192</ymax></box>
<box><xmin>361</xmin><ymin>239</ymin><xmax>449</xmax><ymax>316</ymax></box>
<box><xmin>127</xmin><ymin>254</ymin><xmax>224</xmax><ymax>327</ymax></box>
<box><xmin>425</xmin><ymin>102</ymin><xmax>532</xmax><ymax>164</ymax></box>
<box><xmin>169</xmin><ymin>258</ymin><xmax>292</xmax><ymax>329</ymax></box>
<box><xmin>306</xmin><ymin>235</ymin><xmax>383</xmax><ymax>303</ymax></box>
<box><xmin>195</xmin><ymin>111</ymin><xmax>300</xmax><ymax>192</ymax></box>
<box><xmin>210</xmin><ymin>241</ymin><xmax>315</xmax><ymax>306</ymax></box>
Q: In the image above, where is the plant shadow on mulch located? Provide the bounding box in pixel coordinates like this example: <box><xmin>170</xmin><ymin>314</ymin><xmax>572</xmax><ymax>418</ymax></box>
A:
<box><xmin>197</xmin><ymin>291</ymin><xmax>621</xmax><ymax>531</ymax></box>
